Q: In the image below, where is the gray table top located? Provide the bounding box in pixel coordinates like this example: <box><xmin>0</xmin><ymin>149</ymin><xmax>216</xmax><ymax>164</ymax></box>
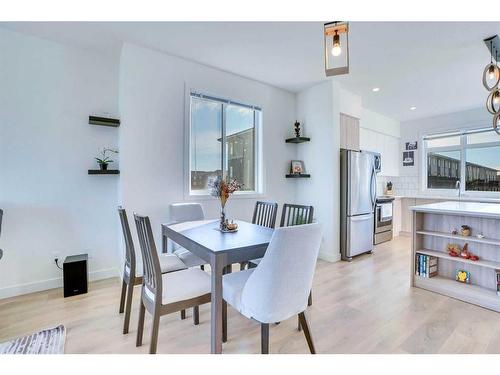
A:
<box><xmin>164</xmin><ymin>220</ymin><xmax>274</xmax><ymax>254</ymax></box>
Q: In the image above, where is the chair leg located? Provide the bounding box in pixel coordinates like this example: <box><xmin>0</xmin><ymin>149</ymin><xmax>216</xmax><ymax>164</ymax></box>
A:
<box><xmin>123</xmin><ymin>281</ymin><xmax>134</xmax><ymax>334</ymax></box>
<box><xmin>193</xmin><ymin>305</ymin><xmax>199</xmax><ymax>325</ymax></box>
<box><xmin>150</xmin><ymin>310</ymin><xmax>160</xmax><ymax>354</ymax></box>
<box><xmin>200</xmin><ymin>264</ymin><xmax>205</xmax><ymax>271</ymax></box>
<box><xmin>136</xmin><ymin>301</ymin><xmax>145</xmax><ymax>347</ymax></box>
<box><xmin>297</xmin><ymin>315</ymin><xmax>302</xmax><ymax>331</ymax></box>
<box><xmin>308</xmin><ymin>291</ymin><xmax>312</xmax><ymax>306</ymax></box>
<box><xmin>261</xmin><ymin>323</ymin><xmax>269</xmax><ymax>354</ymax></box>
<box><xmin>119</xmin><ymin>280</ymin><xmax>127</xmax><ymax>313</ymax></box>
<box><xmin>222</xmin><ymin>300</ymin><xmax>227</xmax><ymax>343</ymax></box>
<box><xmin>298</xmin><ymin>312</ymin><xmax>316</xmax><ymax>354</ymax></box>
<box><xmin>180</xmin><ymin>309</ymin><xmax>186</xmax><ymax>320</ymax></box>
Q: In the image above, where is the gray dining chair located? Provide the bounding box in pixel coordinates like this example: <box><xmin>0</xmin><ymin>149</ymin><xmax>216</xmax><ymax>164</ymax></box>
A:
<box><xmin>134</xmin><ymin>213</ymin><xmax>211</xmax><ymax>354</ymax></box>
<box><xmin>118</xmin><ymin>207</ymin><xmax>187</xmax><ymax>334</ymax></box>
<box><xmin>240</xmin><ymin>201</ymin><xmax>278</xmax><ymax>270</ymax></box>
<box><xmin>168</xmin><ymin>203</ymin><xmax>207</xmax><ymax>269</ymax></box>
<box><xmin>222</xmin><ymin>223</ymin><xmax>322</xmax><ymax>354</ymax></box>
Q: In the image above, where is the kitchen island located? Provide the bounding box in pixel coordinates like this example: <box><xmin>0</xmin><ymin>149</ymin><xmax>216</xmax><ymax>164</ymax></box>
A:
<box><xmin>410</xmin><ymin>201</ymin><xmax>500</xmax><ymax>312</ymax></box>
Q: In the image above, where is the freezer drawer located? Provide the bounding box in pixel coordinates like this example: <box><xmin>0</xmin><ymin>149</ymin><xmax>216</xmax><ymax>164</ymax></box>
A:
<box><xmin>345</xmin><ymin>213</ymin><xmax>374</xmax><ymax>259</ymax></box>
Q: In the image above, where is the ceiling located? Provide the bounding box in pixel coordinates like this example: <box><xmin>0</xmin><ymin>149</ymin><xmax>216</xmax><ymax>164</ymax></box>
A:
<box><xmin>1</xmin><ymin>21</ymin><xmax>499</xmax><ymax>121</ymax></box>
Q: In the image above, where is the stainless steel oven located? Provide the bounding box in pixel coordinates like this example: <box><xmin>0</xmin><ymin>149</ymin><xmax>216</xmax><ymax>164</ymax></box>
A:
<box><xmin>374</xmin><ymin>197</ymin><xmax>394</xmax><ymax>244</ymax></box>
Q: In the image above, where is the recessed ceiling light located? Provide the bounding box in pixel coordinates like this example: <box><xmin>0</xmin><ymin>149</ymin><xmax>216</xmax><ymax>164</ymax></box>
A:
<box><xmin>410</xmin><ymin>106</ymin><xmax>417</xmax><ymax>111</ymax></box>
<box><xmin>372</xmin><ymin>87</ymin><xmax>380</xmax><ymax>92</ymax></box>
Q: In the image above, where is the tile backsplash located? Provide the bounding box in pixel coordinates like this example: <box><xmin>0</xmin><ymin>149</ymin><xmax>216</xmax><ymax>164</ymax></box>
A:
<box><xmin>377</xmin><ymin>175</ymin><xmax>419</xmax><ymax>197</ymax></box>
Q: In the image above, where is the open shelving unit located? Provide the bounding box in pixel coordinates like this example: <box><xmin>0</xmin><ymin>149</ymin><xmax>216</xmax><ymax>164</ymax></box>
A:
<box><xmin>285</xmin><ymin>133</ymin><xmax>311</xmax><ymax>179</ymax></box>
<box><xmin>88</xmin><ymin>170</ymin><xmax>120</xmax><ymax>175</ymax></box>
<box><xmin>285</xmin><ymin>173</ymin><xmax>310</xmax><ymax>179</ymax></box>
<box><xmin>412</xmin><ymin>210</ymin><xmax>500</xmax><ymax>312</ymax></box>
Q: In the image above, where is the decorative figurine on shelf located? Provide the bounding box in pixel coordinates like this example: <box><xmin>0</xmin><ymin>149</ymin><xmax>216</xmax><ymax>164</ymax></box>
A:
<box><xmin>95</xmin><ymin>147</ymin><xmax>118</xmax><ymax>171</ymax></box>
<box><xmin>456</xmin><ymin>269</ymin><xmax>470</xmax><ymax>283</ymax></box>
<box><xmin>447</xmin><ymin>243</ymin><xmax>460</xmax><ymax>257</ymax></box>
<box><xmin>461</xmin><ymin>225</ymin><xmax>471</xmax><ymax>237</ymax></box>
<box><xmin>294</xmin><ymin>121</ymin><xmax>301</xmax><ymax>138</ymax></box>
<box><xmin>208</xmin><ymin>176</ymin><xmax>242</xmax><ymax>231</ymax></box>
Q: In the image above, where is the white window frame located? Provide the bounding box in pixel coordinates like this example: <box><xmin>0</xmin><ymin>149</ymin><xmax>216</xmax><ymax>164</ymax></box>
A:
<box><xmin>422</xmin><ymin>126</ymin><xmax>500</xmax><ymax>197</ymax></box>
<box><xmin>184</xmin><ymin>88</ymin><xmax>264</xmax><ymax>199</ymax></box>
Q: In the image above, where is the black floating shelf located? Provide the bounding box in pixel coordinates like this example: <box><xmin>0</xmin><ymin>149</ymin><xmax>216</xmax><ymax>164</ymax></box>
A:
<box><xmin>285</xmin><ymin>137</ymin><xmax>310</xmax><ymax>144</ymax></box>
<box><xmin>89</xmin><ymin>116</ymin><xmax>120</xmax><ymax>127</ymax></box>
<box><xmin>286</xmin><ymin>173</ymin><xmax>311</xmax><ymax>178</ymax></box>
<box><xmin>88</xmin><ymin>170</ymin><xmax>120</xmax><ymax>175</ymax></box>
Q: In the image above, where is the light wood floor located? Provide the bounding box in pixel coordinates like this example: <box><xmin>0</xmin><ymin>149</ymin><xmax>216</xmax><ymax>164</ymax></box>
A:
<box><xmin>1</xmin><ymin>236</ymin><xmax>500</xmax><ymax>354</ymax></box>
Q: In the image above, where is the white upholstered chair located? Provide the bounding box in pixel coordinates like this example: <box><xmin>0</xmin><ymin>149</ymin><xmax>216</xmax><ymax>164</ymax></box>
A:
<box><xmin>168</xmin><ymin>203</ymin><xmax>207</xmax><ymax>269</ymax></box>
<box><xmin>134</xmin><ymin>213</ymin><xmax>211</xmax><ymax>354</ymax></box>
<box><xmin>222</xmin><ymin>223</ymin><xmax>322</xmax><ymax>354</ymax></box>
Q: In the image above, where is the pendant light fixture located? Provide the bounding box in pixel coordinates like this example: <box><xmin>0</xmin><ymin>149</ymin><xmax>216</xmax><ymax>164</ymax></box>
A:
<box><xmin>483</xmin><ymin>35</ymin><xmax>500</xmax><ymax>135</ymax></box>
<box><xmin>324</xmin><ymin>21</ymin><xmax>349</xmax><ymax>76</ymax></box>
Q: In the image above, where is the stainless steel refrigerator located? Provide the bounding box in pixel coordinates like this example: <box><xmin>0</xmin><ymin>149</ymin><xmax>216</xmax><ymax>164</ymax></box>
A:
<box><xmin>340</xmin><ymin>149</ymin><xmax>380</xmax><ymax>261</ymax></box>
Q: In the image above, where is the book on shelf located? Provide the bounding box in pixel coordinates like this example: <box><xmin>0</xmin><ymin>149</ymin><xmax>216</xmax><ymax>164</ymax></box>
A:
<box><xmin>416</xmin><ymin>253</ymin><xmax>438</xmax><ymax>278</ymax></box>
<box><xmin>496</xmin><ymin>269</ymin><xmax>500</xmax><ymax>296</ymax></box>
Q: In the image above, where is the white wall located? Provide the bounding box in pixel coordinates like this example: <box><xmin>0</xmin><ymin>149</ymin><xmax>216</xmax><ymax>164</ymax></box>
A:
<box><xmin>0</xmin><ymin>28</ymin><xmax>120</xmax><ymax>298</ymax></box>
<box><xmin>119</xmin><ymin>43</ymin><xmax>297</xmax><ymax>249</ymax></box>
<box><xmin>296</xmin><ymin>81</ymin><xmax>341</xmax><ymax>262</ymax></box>
<box><xmin>399</xmin><ymin>107</ymin><xmax>491</xmax><ymax>190</ymax></box>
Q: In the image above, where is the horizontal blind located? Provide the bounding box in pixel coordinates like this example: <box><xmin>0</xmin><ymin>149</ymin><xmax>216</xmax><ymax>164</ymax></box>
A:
<box><xmin>190</xmin><ymin>91</ymin><xmax>262</xmax><ymax>111</ymax></box>
<box><xmin>423</xmin><ymin>127</ymin><xmax>494</xmax><ymax>140</ymax></box>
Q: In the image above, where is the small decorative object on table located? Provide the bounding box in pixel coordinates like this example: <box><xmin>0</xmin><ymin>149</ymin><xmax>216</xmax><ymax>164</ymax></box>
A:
<box><xmin>208</xmin><ymin>176</ymin><xmax>243</xmax><ymax>231</ymax></box>
<box><xmin>294</xmin><ymin>121</ymin><xmax>301</xmax><ymax>137</ymax></box>
<box><xmin>456</xmin><ymin>269</ymin><xmax>470</xmax><ymax>283</ymax></box>
<box><xmin>95</xmin><ymin>147</ymin><xmax>118</xmax><ymax>171</ymax></box>
<box><xmin>461</xmin><ymin>225</ymin><xmax>471</xmax><ymax>237</ymax></box>
<box><xmin>451</xmin><ymin>228</ymin><xmax>458</xmax><ymax>235</ymax></box>
<box><xmin>477</xmin><ymin>233</ymin><xmax>485</xmax><ymax>239</ymax></box>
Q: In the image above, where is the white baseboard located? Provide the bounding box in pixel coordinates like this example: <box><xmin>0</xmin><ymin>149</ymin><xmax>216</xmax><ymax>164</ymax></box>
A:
<box><xmin>0</xmin><ymin>267</ymin><xmax>119</xmax><ymax>300</ymax></box>
<box><xmin>319</xmin><ymin>251</ymin><xmax>341</xmax><ymax>263</ymax></box>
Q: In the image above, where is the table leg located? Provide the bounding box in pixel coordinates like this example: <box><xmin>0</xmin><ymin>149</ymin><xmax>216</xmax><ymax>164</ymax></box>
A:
<box><xmin>210</xmin><ymin>254</ymin><xmax>225</xmax><ymax>354</ymax></box>
<box><xmin>162</xmin><ymin>232</ymin><xmax>168</xmax><ymax>254</ymax></box>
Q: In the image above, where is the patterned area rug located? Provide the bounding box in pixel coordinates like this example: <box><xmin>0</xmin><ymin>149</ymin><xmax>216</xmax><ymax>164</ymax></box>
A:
<box><xmin>0</xmin><ymin>325</ymin><xmax>65</xmax><ymax>354</ymax></box>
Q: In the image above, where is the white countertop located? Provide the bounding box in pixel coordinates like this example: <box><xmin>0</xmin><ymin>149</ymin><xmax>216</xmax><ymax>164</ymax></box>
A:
<box><xmin>410</xmin><ymin>201</ymin><xmax>500</xmax><ymax>219</ymax></box>
<box><xmin>392</xmin><ymin>194</ymin><xmax>500</xmax><ymax>203</ymax></box>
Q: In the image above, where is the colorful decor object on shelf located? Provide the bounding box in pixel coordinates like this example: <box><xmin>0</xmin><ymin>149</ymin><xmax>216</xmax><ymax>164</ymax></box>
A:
<box><xmin>456</xmin><ymin>269</ymin><xmax>471</xmax><ymax>283</ymax></box>
<box><xmin>415</xmin><ymin>253</ymin><xmax>438</xmax><ymax>278</ymax></box>
<box><xmin>461</xmin><ymin>225</ymin><xmax>471</xmax><ymax>237</ymax></box>
<box><xmin>294</xmin><ymin>121</ymin><xmax>301</xmax><ymax>138</ymax></box>
<box><xmin>446</xmin><ymin>243</ymin><xmax>479</xmax><ymax>261</ymax></box>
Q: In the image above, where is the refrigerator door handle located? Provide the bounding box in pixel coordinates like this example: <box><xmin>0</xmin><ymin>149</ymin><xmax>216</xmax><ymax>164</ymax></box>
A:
<box><xmin>370</xmin><ymin>164</ymin><xmax>376</xmax><ymax>210</ymax></box>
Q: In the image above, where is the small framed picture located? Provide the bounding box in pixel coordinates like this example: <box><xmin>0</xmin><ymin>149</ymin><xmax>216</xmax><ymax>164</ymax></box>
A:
<box><xmin>403</xmin><ymin>151</ymin><xmax>414</xmax><ymax>166</ymax></box>
<box><xmin>405</xmin><ymin>141</ymin><xmax>418</xmax><ymax>150</ymax></box>
<box><xmin>290</xmin><ymin>160</ymin><xmax>305</xmax><ymax>174</ymax></box>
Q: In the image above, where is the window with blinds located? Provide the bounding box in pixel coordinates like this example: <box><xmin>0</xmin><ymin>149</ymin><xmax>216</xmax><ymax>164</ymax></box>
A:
<box><xmin>189</xmin><ymin>92</ymin><xmax>261</xmax><ymax>194</ymax></box>
<box><xmin>423</xmin><ymin>128</ymin><xmax>500</xmax><ymax>193</ymax></box>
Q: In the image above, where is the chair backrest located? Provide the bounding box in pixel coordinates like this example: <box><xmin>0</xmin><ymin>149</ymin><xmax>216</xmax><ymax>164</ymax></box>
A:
<box><xmin>252</xmin><ymin>201</ymin><xmax>278</xmax><ymax>229</ymax></box>
<box><xmin>240</xmin><ymin>223</ymin><xmax>322</xmax><ymax>323</ymax></box>
<box><xmin>134</xmin><ymin>213</ymin><xmax>162</xmax><ymax>300</ymax></box>
<box><xmin>118</xmin><ymin>207</ymin><xmax>137</xmax><ymax>275</ymax></box>
<box><xmin>170</xmin><ymin>203</ymin><xmax>205</xmax><ymax>223</ymax></box>
<box><xmin>280</xmin><ymin>203</ymin><xmax>314</xmax><ymax>227</ymax></box>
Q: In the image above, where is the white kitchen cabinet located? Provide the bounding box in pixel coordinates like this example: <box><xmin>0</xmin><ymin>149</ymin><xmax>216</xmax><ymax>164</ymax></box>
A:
<box><xmin>359</xmin><ymin>128</ymin><xmax>400</xmax><ymax>177</ymax></box>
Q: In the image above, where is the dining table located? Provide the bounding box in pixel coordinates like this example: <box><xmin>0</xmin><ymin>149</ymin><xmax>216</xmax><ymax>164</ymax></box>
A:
<box><xmin>162</xmin><ymin>219</ymin><xmax>274</xmax><ymax>354</ymax></box>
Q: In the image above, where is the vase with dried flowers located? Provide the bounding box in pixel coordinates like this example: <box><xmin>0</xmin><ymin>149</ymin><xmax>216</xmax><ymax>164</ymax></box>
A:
<box><xmin>208</xmin><ymin>176</ymin><xmax>243</xmax><ymax>230</ymax></box>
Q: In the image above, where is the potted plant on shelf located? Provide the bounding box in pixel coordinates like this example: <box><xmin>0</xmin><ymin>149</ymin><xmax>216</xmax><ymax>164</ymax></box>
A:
<box><xmin>95</xmin><ymin>148</ymin><xmax>118</xmax><ymax>171</ymax></box>
<box><xmin>208</xmin><ymin>175</ymin><xmax>243</xmax><ymax>231</ymax></box>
